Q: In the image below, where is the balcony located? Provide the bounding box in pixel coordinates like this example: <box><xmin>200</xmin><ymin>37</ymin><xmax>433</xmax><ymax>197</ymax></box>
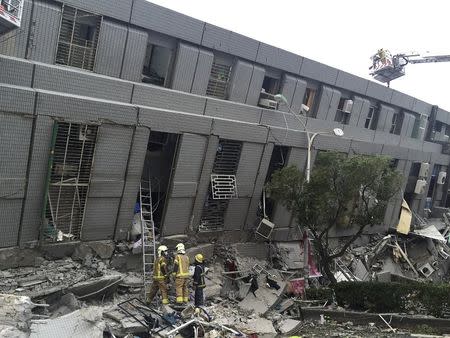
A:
<box><xmin>0</xmin><ymin>0</ymin><xmax>23</xmax><ymax>34</ymax></box>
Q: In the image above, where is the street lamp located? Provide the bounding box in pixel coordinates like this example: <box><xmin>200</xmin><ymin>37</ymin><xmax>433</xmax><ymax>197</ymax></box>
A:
<box><xmin>273</xmin><ymin>94</ymin><xmax>344</xmax><ymax>182</ymax></box>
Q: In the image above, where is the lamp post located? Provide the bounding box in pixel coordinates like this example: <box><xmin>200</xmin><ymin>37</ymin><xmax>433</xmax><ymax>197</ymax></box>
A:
<box><xmin>273</xmin><ymin>94</ymin><xmax>344</xmax><ymax>182</ymax></box>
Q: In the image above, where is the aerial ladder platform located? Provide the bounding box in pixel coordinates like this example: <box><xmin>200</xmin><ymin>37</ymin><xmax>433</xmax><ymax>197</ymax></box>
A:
<box><xmin>370</xmin><ymin>48</ymin><xmax>450</xmax><ymax>85</ymax></box>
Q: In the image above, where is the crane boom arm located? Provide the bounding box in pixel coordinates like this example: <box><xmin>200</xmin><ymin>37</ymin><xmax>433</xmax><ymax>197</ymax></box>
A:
<box><xmin>407</xmin><ymin>55</ymin><xmax>450</xmax><ymax>64</ymax></box>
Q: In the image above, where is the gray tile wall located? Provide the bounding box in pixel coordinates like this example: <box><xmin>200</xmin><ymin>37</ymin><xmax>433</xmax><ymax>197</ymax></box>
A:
<box><xmin>163</xmin><ymin>133</ymin><xmax>208</xmax><ymax>236</ymax></box>
<box><xmin>228</xmin><ymin>60</ymin><xmax>253</xmax><ymax>103</ymax></box>
<box><xmin>82</xmin><ymin>124</ymin><xmax>134</xmax><ymax>240</ymax></box>
<box><xmin>95</xmin><ymin>19</ymin><xmax>128</xmax><ymax>77</ymax></box>
<box><xmin>120</xmin><ymin>27</ymin><xmax>148</xmax><ymax>82</ymax></box>
<box><xmin>191</xmin><ymin>49</ymin><xmax>214</xmax><ymax>96</ymax></box>
<box><xmin>27</xmin><ymin>0</ymin><xmax>61</xmax><ymax>63</ymax></box>
<box><xmin>19</xmin><ymin>115</ymin><xmax>53</xmax><ymax>246</ymax></box>
<box><xmin>0</xmin><ymin>112</ymin><xmax>33</xmax><ymax>247</ymax></box>
<box><xmin>115</xmin><ymin>127</ymin><xmax>149</xmax><ymax>240</ymax></box>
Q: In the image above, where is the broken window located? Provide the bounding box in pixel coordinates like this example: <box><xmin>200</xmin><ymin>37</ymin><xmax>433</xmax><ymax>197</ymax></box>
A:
<box><xmin>258</xmin><ymin>75</ymin><xmax>281</xmax><ymax>109</ymax></box>
<box><xmin>43</xmin><ymin>122</ymin><xmax>98</xmax><ymax>241</ymax></box>
<box><xmin>200</xmin><ymin>139</ymin><xmax>242</xmax><ymax>231</ymax></box>
<box><xmin>427</xmin><ymin>164</ymin><xmax>440</xmax><ymax>199</ymax></box>
<box><xmin>365</xmin><ymin>106</ymin><xmax>379</xmax><ymax>130</ymax></box>
<box><xmin>303</xmin><ymin>87</ymin><xmax>316</xmax><ymax>113</ymax></box>
<box><xmin>142</xmin><ymin>44</ymin><xmax>173</xmax><ymax>87</ymax></box>
<box><xmin>55</xmin><ymin>5</ymin><xmax>101</xmax><ymax>71</ymax></box>
<box><xmin>206</xmin><ymin>59</ymin><xmax>231</xmax><ymax>100</ymax></box>
<box><xmin>335</xmin><ymin>98</ymin><xmax>352</xmax><ymax>125</ymax></box>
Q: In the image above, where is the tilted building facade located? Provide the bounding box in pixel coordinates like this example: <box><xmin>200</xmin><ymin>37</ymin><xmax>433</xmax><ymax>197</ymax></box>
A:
<box><xmin>1</xmin><ymin>0</ymin><xmax>450</xmax><ymax>249</ymax></box>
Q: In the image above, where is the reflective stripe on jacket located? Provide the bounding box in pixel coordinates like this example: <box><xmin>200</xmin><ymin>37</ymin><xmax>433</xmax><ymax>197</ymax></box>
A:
<box><xmin>174</xmin><ymin>254</ymin><xmax>190</xmax><ymax>278</ymax></box>
<box><xmin>153</xmin><ymin>256</ymin><xmax>167</xmax><ymax>281</ymax></box>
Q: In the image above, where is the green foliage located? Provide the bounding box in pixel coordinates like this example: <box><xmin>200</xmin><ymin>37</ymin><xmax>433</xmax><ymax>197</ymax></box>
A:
<box><xmin>267</xmin><ymin>151</ymin><xmax>403</xmax><ymax>283</ymax></box>
<box><xmin>334</xmin><ymin>281</ymin><xmax>450</xmax><ymax>317</ymax></box>
<box><xmin>268</xmin><ymin>151</ymin><xmax>402</xmax><ymax>235</ymax></box>
<box><xmin>305</xmin><ymin>287</ymin><xmax>334</xmax><ymax>302</ymax></box>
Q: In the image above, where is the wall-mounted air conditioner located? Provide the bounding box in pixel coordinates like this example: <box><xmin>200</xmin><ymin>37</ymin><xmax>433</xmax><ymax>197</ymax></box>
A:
<box><xmin>414</xmin><ymin>179</ymin><xmax>427</xmax><ymax>194</ymax></box>
<box><xmin>258</xmin><ymin>91</ymin><xmax>278</xmax><ymax>110</ymax></box>
<box><xmin>437</xmin><ymin>171</ymin><xmax>447</xmax><ymax>185</ymax></box>
<box><xmin>418</xmin><ymin>162</ymin><xmax>430</xmax><ymax>178</ymax></box>
<box><xmin>342</xmin><ymin>99</ymin><xmax>353</xmax><ymax>113</ymax></box>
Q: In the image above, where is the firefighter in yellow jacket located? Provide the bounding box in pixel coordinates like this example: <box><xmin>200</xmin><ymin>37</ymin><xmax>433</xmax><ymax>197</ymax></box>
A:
<box><xmin>172</xmin><ymin>243</ymin><xmax>190</xmax><ymax>304</ymax></box>
<box><xmin>147</xmin><ymin>245</ymin><xmax>169</xmax><ymax>305</ymax></box>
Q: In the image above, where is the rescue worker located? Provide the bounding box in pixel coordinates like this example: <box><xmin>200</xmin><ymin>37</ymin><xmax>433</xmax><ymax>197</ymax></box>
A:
<box><xmin>193</xmin><ymin>253</ymin><xmax>206</xmax><ymax>307</ymax></box>
<box><xmin>172</xmin><ymin>243</ymin><xmax>190</xmax><ymax>304</ymax></box>
<box><xmin>147</xmin><ymin>245</ymin><xmax>169</xmax><ymax>305</ymax></box>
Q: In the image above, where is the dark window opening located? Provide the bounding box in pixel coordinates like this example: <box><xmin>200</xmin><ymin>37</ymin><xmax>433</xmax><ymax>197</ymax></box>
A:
<box><xmin>262</xmin><ymin>76</ymin><xmax>279</xmax><ymax>95</ymax></box>
<box><xmin>139</xmin><ymin>131</ymin><xmax>179</xmax><ymax>234</ymax></box>
<box><xmin>427</xmin><ymin>164</ymin><xmax>440</xmax><ymax>199</ymax></box>
<box><xmin>335</xmin><ymin>98</ymin><xmax>352</xmax><ymax>124</ymax></box>
<box><xmin>365</xmin><ymin>106</ymin><xmax>379</xmax><ymax>130</ymax></box>
<box><xmin>390</xmin><ymin>158</ymin><xmax>399</xmax><ymax>169</ymax></box>
<box><xmin>390</xmin><ymin>113</ymin><xmax>403</xmax><ymax>135</ymax></box>
<box><xmin>200</xmin><ymin>139</ymin><xmax>242</xmax><ymax>231</ymax></box>
<box><xmin>206</xmin><ymin>59</ymin><xmax>231</xmax><ymax>99</ymax></box>
<box><xmin>409</xmin><ymin>162</ymin><xmax>421</xmax><ymax>177</ymax></box>
<box><xmin>56</xmin><ymin>6</ymin><xmax>101</xmax><ymax>71</ymax></box>
<box><xmin>262</xmin><ymin>146</ymin><xmax>290</xmax><ymax>219</ymax></box>
<box><xmin>43</xmin><ymin>122</ymin><xmax>98</xmax><ymax>242</ymax></box>
<box><xmin>303</xmin><ymin>88</ymin><xmax>316</xmax><ymax>114</ymax></box>
<box><xmin>142</xmin><ymin>44</ymin><xmax>173</xmax><ymax>87</ymax></box>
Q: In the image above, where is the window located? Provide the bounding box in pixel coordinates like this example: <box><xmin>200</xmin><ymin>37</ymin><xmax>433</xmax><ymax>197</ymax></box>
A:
<box><xmin>427</xmin><ymin>164</ymin><xmax>440</xmax><ymax>198</ymax></box>
<box><xmin>261</xmin><ymin>76</ymin><xmax>279</xmax><ymax>95</ymax></box>
<box><xmin>56</xmin><ymin>6</ymin><xmax>101</xmax><ymax>71</ymax></box>
<box><xmin>389</xmin><ymin>113</ymin><xmax>402</xmax><ymax>134</ymax></box>
<box><xmin>200</xmin><ymin>139</ymin><xmax>242</xmax><ymax>231</ymax></box>
<box><xmin>303</xmin><ymin>87</ymin><xmax>316</xmax><ymax>112</ymax></box>
<box><xmin>411</xmin><ymin>114</ymin><xmax>427</xmax><ymax>139</ymax></box>
<box><xmin>206</xmin><ymin>59</ymin><xmax>231</xmax><ymax>99</ymax></box>
<box><xmin>43</xmin><ymin>122</ymin><xmax>98</xmax><ymax>241</ymax></box>
<box><xmin>335</xmin><ymin>98</ymin><xmax>352</xmax><ymax>124</ymax></box>
<box><xmin>142</xmin><ymin>44</ymin><xmax>173</xmax><ymax>86</ymax></box>
<box><xmin>365</xmin><ymin>106</ymin><xmax>379</xmax><ymax>130</ymax></box>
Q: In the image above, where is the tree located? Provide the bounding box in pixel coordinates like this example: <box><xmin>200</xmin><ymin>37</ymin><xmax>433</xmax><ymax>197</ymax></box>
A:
<box><xmin>267</xmin><ymin>151</ymin><xmax>402</xmax><ymax>284</ymax></box>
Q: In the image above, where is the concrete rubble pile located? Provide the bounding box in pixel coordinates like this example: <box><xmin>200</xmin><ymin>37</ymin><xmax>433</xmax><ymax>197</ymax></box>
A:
<box><xmin>4</xmin><ymin>215</ymin><xmax>450</xmax><ymax>337</ymax></box>
<box><xmin>333</xmin><ymin>212</ymin><xmax>450</xmax><ymax>283</ymax></box>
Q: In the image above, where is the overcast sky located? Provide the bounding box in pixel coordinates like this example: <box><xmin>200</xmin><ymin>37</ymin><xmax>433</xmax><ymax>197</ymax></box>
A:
<box><xmin>149</xmin><ymin>0</ymin><xmax>450</xmax><ymax>111</ymax></box>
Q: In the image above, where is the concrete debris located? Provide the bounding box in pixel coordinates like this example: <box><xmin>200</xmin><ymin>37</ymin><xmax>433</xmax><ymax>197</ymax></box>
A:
<box><xmin>277</xmin><ymin>318</ymin><xmax>302</xmax><ymax>334</ymax></box>
<box><xmin>30</xmin><ymin>306</ymin><xmax>104</xmax><ymax>338</ymax></box>
<box><xmin>0</xmin><ymin>294</ymin><xmax>36</xmax><ymax>331</ymax></box>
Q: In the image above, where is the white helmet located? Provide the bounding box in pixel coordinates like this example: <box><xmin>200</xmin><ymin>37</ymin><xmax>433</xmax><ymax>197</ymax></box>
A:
<box><xmin>157</xmin><ymin>245</ymin><xmax>168</xmax><ymax>256</ymax></box>
<box><xmin>175</xmin><ymin>243</ymin><xmax>185</xmax><ymax>254</ymax></box>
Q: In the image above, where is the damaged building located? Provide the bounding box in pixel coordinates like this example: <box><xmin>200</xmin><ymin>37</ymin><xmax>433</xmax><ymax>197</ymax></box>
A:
<box><xmin>1</xmin><ymin>0</ymin><xmax>450</xmax><ymax>258</ymax></box>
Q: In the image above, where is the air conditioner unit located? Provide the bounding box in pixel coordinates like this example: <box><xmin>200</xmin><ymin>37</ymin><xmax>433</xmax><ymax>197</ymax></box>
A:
<box><xmin>342</xmin><ymin>99</ymin><xmax>353</xmax><ymax>113</ymax></box>
<box><xmin>259</xmin><ymin>91</ymin><xmax>278</xmax><ymax>110</ymax></box>
<box><xmin>437</xmin><ymin>171</ymin><xmax>447</xmax><ymax>185</ymax></box>
<box><xmin>255</xmin><ymin>218</ymin><xmax>275</xmax><ymax>239</ymax></box>
<box><xmin>418</xmin><ymin>162</ymin><xmax>430</xmax><ymax>178</ymax></box>
<box><xmin>414</xmin><ymin>179</ymin><xmax>427</xmax><ymax>194</ymax></box>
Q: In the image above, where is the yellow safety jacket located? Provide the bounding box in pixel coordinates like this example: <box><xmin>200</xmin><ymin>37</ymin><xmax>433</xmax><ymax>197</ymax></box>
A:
<box><xmin>174</xmin><ymin>254</ymin><xmax>190</xmax><ymax>278</ymax></box>
<box><xmin>153</xmin><ymin>256</ymin><xmax>167</xmax><ymax>281</ymax></box>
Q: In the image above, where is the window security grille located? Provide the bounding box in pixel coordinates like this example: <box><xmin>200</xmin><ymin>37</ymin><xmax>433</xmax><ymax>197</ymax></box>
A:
<box><xmin>44</xmin><ymin>122</ymin><xmax>98</xmax><ymax>241</ymax></box>
<box><xmin>56</xmin><ymin>6</ymin><xmax>101</xmax><ymax>71</ymax></box>
<box><xmin>206</xmin><ymin>61</ymin><xmax>231</xmax><ymax>99</ymax></box>
<box><xmin>211</xmin><ymin>174</ymin><xmax>237</xmax><ymax>199</ymax></box>
<box><xmin>200</xmin><ymin>140</ymin><xmax>242</xmax><ymax>231</ymax></box>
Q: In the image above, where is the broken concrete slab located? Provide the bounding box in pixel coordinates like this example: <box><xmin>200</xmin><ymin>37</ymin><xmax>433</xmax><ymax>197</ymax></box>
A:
<box><xmin>86</xmin><ymin>241</ymin><xmax>115</xmax><ymax>259</ymax></box>
<box><xmin>0</xmin><ymin>324</ymin><xmax>28</xmax><ymax>338</ymax></box>
<box><xmin>0</xmin><ymin>247</ymin><xmax>41</xmax><ymax>270</ymax></box>
<box><xmin>238</xmin><ymin>317</ymin><xmax>277</xmax><ymax>337</ymax></box>
<box><xmin>68</xmin><ymin>274</ymin><xmax>123</xmax><ymax>300</ymax></box>
<box><xmin>278</xmin><ymin>318</ymin><xmax>302</xmax><ymax>334</ymax></box>
<box><xmin>0</xmin><ymin>294</ymin><xmax>35</xmax><ymax>331</ymax></box>
<box><xmin>185</xmin><ymin>243</ymin><xmax>214</xmax><ymax>263</ymax></box>
<box><xmin>275</xmin><ymin>242</ymin><xmax>305</xmax><ymax>269</ymax></box>
<box><xmin>30</xmin><ymin>307</ymin><xmax>104</xmax><ymax>338</ymax></box>
<box><xmin>233</xmin><ymin>242</ymin><xmax>268</xmax><ymax>260</ymax></box>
